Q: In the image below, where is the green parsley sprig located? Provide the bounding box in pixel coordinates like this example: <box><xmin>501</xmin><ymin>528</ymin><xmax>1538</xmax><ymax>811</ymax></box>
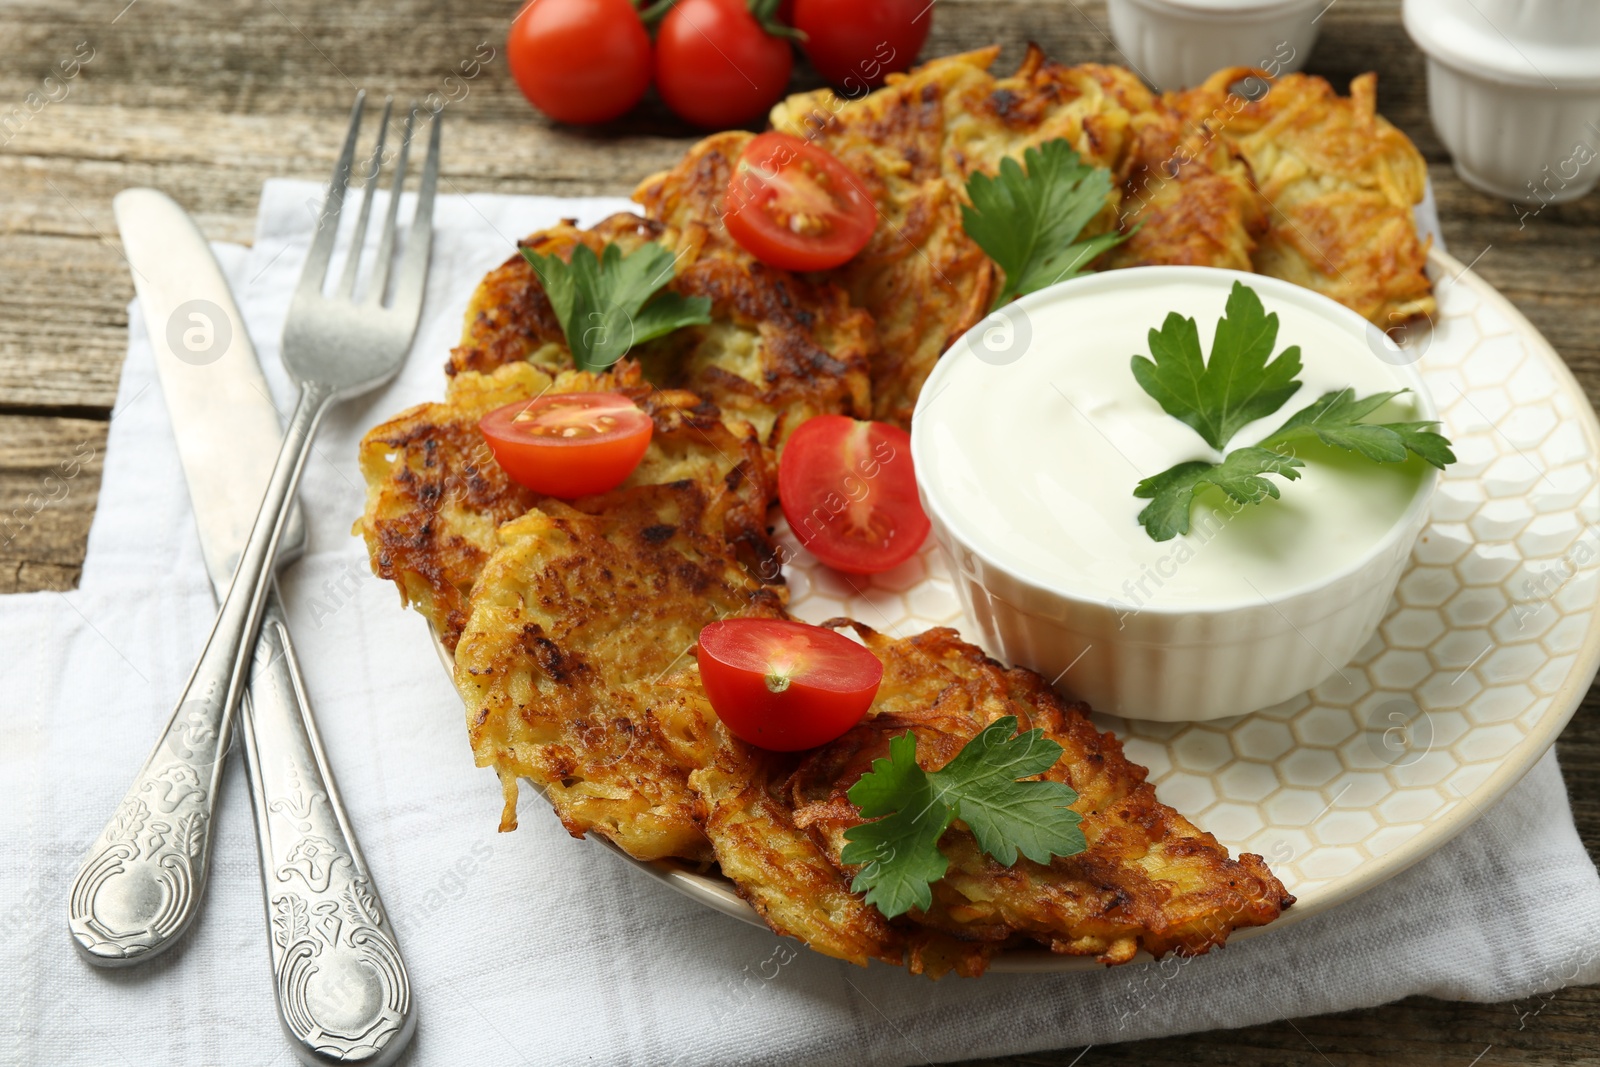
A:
<box><xmin>521</xmin><ymin>242</ymin><xmax>711</xmax><ymax>373</ymax></box>
<box><xmin>839</xmin><ymin>716</ymin><xmax>1086</xmax><ymax>919</ymax></box>
<box><xmin>1131</xmin><ymin>281</ymin><xmax>1456</xmax><ymax>542</ymax></box>
<box><xmin>961</xmin><ymin>140</ymin><xmax>1129</xmax><ymax>310</ymax></box>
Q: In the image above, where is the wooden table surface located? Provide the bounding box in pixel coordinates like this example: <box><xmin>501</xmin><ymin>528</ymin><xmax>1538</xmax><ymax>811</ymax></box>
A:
<box><xmin>6</xmin><ymin>0</ymin><xmax>1598</xmax><ymax>1062</ymax></box>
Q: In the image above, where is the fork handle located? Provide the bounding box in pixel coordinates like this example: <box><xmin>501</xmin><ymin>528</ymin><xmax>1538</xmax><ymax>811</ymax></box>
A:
<box><xmin>240</xmin><ymin>584</ymin><xmax>415</xmax><ymax>1066</ymax></box>
<box><xmin>69</xmin><ymin>381</ymin><xmax>333</xmax><ymax>965</ymax></box>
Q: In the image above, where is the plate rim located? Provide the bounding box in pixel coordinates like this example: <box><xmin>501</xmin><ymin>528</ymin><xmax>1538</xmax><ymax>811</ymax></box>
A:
<box><xmin>430</xmin><ymin>246</ymin><xmax>1600</xmax><ymax>974</ymax></box>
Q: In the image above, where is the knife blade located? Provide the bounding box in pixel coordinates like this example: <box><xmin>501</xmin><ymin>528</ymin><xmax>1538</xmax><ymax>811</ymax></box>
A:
<box><xmin>69</xmin><ymin>189</ymin><xmax>413</xmax><ymax>1066</ymax></box>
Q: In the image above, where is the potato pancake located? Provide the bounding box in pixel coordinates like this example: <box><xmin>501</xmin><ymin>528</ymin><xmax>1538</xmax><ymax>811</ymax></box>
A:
<box><xmin>789</xmin><ymin>624</ymin><xmax>1294</xmax><ymax>965</ymax></box>
<box><xmin>769</xmin><ymin>46</ymin><xmax>1265</xmax><ymax>425</ymax></box>
<box><xmin>453</xmin><ymin>482</ymin><xmax>783</xmax><ymax>857</ymax></box>
<box><xmin>355</xmin><ymin>360</ymin><xmax>774</xmax><ymax>651</ymax></box>
<box><xmin>453</xmin><ymin>201</ymin><xmax>873</xmax><ymax>449</ymax></box>
<box><xmin>1170</xmin><ymin>69</ymin><xmax>1436</xmax><ymax>326</ymax></box>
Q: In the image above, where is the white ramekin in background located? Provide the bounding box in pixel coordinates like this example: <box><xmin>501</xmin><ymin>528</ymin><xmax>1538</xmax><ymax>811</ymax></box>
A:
<box><xmin>1106</xmin><ymin>0</ymin><xmax>1322</xmax><ymax>91</ymax></box>
<box><xmin>1405</xmin><ymin>0</ymin><xmax>1600</xmax><ymax>204</ymax></box>
<box><xmin>911</xmin><ymin>268</ymin><xmax>1441</xmax><ymax>723</ymax></box>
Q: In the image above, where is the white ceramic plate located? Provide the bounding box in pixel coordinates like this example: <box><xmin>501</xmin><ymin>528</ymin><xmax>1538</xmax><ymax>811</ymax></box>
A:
<box><xmin>438</xmin><ymin>249</ymin><xmax>1600</xmax><ymax>972</ymax></box>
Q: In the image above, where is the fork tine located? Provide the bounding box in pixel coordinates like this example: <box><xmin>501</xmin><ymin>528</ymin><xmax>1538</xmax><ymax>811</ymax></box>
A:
<box><xmin>336</xmin><ymin>95</ymin><xmax>392</xmax><ymax>300</ymax></box>
<box><xmin>363</xmin><ymin>105</ymin><xmax>415</xmax><ymax>306</ymax></box>
<box><xmin>293</xmin><ymin>91</ymin><xmax>366</xmax><ymax>303</ymax></box>
<box><xmin>390</xmin><ymin>107</ymin><xmax>441</xmax><ymax>317</ymax></box>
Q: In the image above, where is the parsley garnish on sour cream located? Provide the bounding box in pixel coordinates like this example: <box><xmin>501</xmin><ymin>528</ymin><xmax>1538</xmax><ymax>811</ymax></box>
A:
<box><xmin>1131</xmin><ymin>281</ymin><xmax>1456</xmax><ymax>542</ymax></box>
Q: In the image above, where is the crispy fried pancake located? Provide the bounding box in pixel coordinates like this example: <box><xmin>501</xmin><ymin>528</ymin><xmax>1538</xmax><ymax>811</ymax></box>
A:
<box><xmin>1170</xmin><ymin>69</ymin><xmax>1435</xmax><ymax>325</ymax></box>
<box><xmin>789</xmin><ymin>624</ymin><xmax>1294</xmax><ymax>965</ymax></box>
<box><xmin>769</xmin><ymin>46</ymin><xmax>1262</xmax><ymax>425</ymax></box>
<box><xmin>454</xmin><ymin>483</ymin><xmax>785</xmax><ymax>857</ymax></box>
<box><xmin>1108</xmin><ymin>99</ymin><xmax>1268</xmax><ymax>272</ymax></box>
<box><xmin>455</xmin><ymin>199</ymin><xmax>873</xmax><ymax>448</ymax></box>
<box><xmin>633</xmin><ymin>131</ymin><xmax>875</xmax><ymax>446</ymax></box>
<box><xmin>355</xmin><ymin>360</ymin><xmax>774</xmax><ymax>651</ymax></box>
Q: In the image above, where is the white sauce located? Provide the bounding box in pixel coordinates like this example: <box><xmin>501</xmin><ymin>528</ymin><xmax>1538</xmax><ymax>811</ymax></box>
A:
<box><xmin>915</xmin><ymin>278</ymin><xmax>1429</xmax><ymax>610</ymax></box>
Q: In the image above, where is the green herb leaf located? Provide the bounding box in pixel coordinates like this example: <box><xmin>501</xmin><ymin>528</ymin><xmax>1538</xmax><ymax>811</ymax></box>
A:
<box><xmin>1129</xmin><ymin>281</ymin><xmax>1305</xmax><ymax>451</ymax></box>
<box><xmin>1263</xmin><ymin>388</ymin><xmax>1457</xmax><ymax>469</ymax></box>
<box><xmin>961</xmin><ymin>140</ymin><xmax>1128</xmax><ymax>310</ymax></box>
<box><xmin>1134</xmin><ymin>448</ymin><xmax>1307</xmax><ymax>542</ymax></box>
<box><xmin>840</xmin><ymin>716</ymin><xmax>1084</xmax><ymax>919</ymax></box>
<box><xmin>1127</xmin><ymin>286</ymin><xmax>1459</xmax><ymax>542</ymax></box>
<box><xmin>521</xmin><ymin>241</ymin><xmax>711</xmax><ymax>372</ymax></box>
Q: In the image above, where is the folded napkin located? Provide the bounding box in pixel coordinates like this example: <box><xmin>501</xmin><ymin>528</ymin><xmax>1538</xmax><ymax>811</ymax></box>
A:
<box><xmin>6</xmin><ymin>179</ymin><xmax>1599</xmax><ymax>1066</ymax></box>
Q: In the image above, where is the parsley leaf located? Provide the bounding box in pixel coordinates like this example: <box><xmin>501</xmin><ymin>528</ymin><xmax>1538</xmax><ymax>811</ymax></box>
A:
<box><xmin>961</xmin><ymin>140</ymin><xmax>1129</xmax><ymax>310</ymax></box>
<box><xmin>1127</xmin><ymin>282</ymin><xmax>1458</xmax><ymax>542</ymax></box>
<box><xmin>1263</xmin><ymin>388</ymin><xmax>1458</xmax><ymax>469</ymax></box>
<box><xmin>521</xmin><ymin>241</ymin><xmax>711</xmax><ymax>372</ymax></box>
<box><xmin>839</xmin><ymin>716</ymin><xmax>1085</xmax><ymax>919</ymax></box>
<box><xmin>1134</xmin><ymin>448</ymin><xmax>1306</xmax><ymax>542</ymax></box>
<box><xmin>1129</xmin><ymin>280</ymin><xmax>1305</xmax><ymax>451</ymax></box>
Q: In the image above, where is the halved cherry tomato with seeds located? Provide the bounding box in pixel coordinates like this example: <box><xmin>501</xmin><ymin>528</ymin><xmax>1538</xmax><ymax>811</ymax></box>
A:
<box><xmin>479</xmin><ymin>393</ymin><xmax>652</xmax><ymax>499</ymax></box>
<box><xmin>697</xmin><ymin>618</ymin><xmax>883</xmax><ymax>750</ymax></box>
<box><xmin>723</xmin><ymin>132</ymin><xmax>876</xmax><ymax>272</ymax></box>
<box><xmin>778</xmin><ymin>415</ymin><xmax>930</xmax><ymax>574</ymax></box>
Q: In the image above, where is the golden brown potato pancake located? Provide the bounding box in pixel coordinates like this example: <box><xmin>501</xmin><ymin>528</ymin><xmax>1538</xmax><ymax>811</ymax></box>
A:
<box><xmin>789</xmin><ymin>624</ymin><xmax>1294</xmax><ymax>965</ymax></box>
<box><xmin>354</xmin><ymin>360</ymin><xmax>774</xmax><ymax>651</ymax></box>
<box><xmin>1170</xmin><ymin>69</ymin><xmax>1435</xmax><ymax>326</ymax></box>
<box><xmin>769</xmin><ymin>46</ymin><xmax>1265</xmax><ymax>425</ymax></box>
<box><xmin>453</xmin><ymin>482</ymin><xmax>783</xmax><ymax>857</ymax></box>
<box><xmin>453</xmin><ymin>200</ymin><xmax>872</xmax><ymax>449</ymax></box>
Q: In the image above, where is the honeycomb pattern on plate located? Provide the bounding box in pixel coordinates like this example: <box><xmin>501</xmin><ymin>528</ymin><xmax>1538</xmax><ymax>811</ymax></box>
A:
<box><xmin>782</xmin><ymin>254</ymin><xmax>1600</xmax><ymax>916</ymax></box>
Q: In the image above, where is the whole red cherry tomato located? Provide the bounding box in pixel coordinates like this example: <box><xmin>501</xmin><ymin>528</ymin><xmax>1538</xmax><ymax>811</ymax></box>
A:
<box><xmin>507</xmin><ymin>0</ymin><xmax>652</xmax><ymax>125</ymax></box>
<box><xmin>656</xmin><ymin>0</ymin><xmax>794</xmax><ymax>129</ymax></box>
<box><xmin>792</xmin><ymin>0</ymin><xmax>932</xmax><ymax>93</ymax></box>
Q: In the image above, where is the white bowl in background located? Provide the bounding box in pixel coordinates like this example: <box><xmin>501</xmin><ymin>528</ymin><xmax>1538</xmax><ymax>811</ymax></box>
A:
<box><xmin>910</xmin><ymin>268</ymin><xmax>1441</xmax><ymax>723</ymax></box>
<box><xmin>1404</xmin><ymin>0</ymin><xmax>1600</xmax><ymax>204</ymax></box>
<box><xmin>1106</xmin><ymin>0</ymin><xmax>1321</xmax><ymax>91</ymax></box>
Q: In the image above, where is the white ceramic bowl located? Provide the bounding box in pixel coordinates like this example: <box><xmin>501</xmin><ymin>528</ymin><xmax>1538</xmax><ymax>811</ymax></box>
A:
<box><xmin>1404</xmin><ymin>0</ymin><xmax>1600</xmax><ymax>204</ymax></box>
<box><xmin>1106</xmin><ymin>0</ymin><xmax>1320</xmax><ymax>91</ymax></box>
<box><xmin>910</xmin><ymin>268</ymin><xmax>1441</xmax><ymax>723</ymax></box>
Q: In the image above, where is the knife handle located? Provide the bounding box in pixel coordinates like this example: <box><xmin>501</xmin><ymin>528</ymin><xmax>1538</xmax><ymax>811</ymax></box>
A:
<box><xmin>238</xmin><ymin>583</ymin><xmax>415</xmax><ymax>1067</ymax></box>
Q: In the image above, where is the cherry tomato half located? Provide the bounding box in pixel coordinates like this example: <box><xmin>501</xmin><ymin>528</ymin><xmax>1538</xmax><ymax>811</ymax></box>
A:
<box><xmin>792</xmin><ymin>0</ymin><xmax>931</xmax><ymax>92</ymax></box>
<box><xmin>507</xmin><ymin>0</ymin><xmax>652</xmax><ymax>125</ymax></box>
<box><xmin>697</xmin><ymin>618</ymin><xmax>883</xmax><ymax>750</ymax></box>
<box><xmin>724</xmin><ymin>132</ymin><xmax>876</xmax><ymax>272</ymax></box>
<box><xmin>778</xmin><ymin>416</ymin><xmax>930</xmax><ymax>574</ymax></box>
<box><xmin>655</xmin><ymin>0</ymin><xmax>794</xmax><ymax>129</ymax></box>
<box><xmin>479</xmin><ymin>393</ymin><xmax>652</xmax><ymax>499</ymax></box>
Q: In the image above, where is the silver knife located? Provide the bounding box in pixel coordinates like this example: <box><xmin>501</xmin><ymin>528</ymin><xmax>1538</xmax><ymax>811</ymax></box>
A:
<box><xmin>70</xmin><ymin>189</ymin><xmax>414</xmax><ymax>1066</ymax></box>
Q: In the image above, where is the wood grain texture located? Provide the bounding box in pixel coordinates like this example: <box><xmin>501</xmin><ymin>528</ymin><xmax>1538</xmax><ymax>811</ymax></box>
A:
<box><xmin>1</xmin><ymin>0</ymin><xmax>1596</xmax><ymax>1062</ymax></box>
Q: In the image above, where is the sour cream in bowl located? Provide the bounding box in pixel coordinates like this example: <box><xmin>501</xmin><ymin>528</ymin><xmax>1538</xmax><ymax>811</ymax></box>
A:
<box><xmin>911</xmin><ymin>267</ymin><xmax>1443</xmax><ymax>722</ymax></box>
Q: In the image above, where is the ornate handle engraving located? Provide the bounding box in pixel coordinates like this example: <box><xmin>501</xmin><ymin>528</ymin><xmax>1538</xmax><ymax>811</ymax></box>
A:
<box><xmin>240</xmin><ymin>592</ymin><xmax>414</xmax><ymax>1066</ymax></box>
<box><xmin>68</xmin><ymin>682</ymin><xmax>227</xmax><ymax>963</ymax></box>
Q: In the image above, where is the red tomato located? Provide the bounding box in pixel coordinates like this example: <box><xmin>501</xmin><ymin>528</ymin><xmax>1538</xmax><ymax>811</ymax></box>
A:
<box><xmin>655</xmin><ymin>0</ymin><xmax>793</xmax><ymax>129</ymax></box>
<box><xmin>479</xmin><ymin>393</ymin><xmax>653</xmax><ymax>498</ymax></box>
<box><xmin>792</xmin><ymin>0</ymin><xmax>932</xmax><ymax>92</ymax></box>
<box><xmin>697</xmin><ymin>618</ymin><xmax>883</xmax><ymax>750</ymax></box>
<box><xmin>723</xmin><ymin>132</ymin><xmax>876</xmax><ymax>271</ymax></box>
<box><xmin>779</xmin><ymin>416</ymin><xmax>929</xmax><ymax>574</ymax></box>
<box><xmin>507</xmin><ymin>0</ymin><xmax>652</xmax><ymax>125</ymax></box>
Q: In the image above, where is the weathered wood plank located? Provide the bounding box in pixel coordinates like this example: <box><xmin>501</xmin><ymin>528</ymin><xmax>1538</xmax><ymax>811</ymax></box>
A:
<box><xmin>0</xmin><ymin>415</ymin><xmax>105</xmax><ymax>591</ymax></box>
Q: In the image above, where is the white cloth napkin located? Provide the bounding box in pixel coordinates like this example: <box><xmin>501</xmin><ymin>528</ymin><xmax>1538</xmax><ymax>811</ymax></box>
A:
<box><xmin>5</xmin><ymin>179</ymin><xmax>1599</xmax><ymax>1066</ymax></box>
